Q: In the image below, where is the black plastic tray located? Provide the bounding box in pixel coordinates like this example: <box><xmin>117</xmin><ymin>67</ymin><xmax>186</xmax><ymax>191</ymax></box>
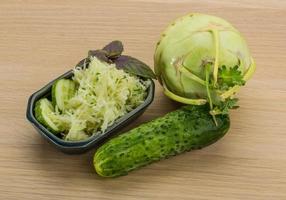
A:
<box><xmin>26</xmin><ymin>69</ymin><xmax>155</xmax><ymax>154</ymax></box>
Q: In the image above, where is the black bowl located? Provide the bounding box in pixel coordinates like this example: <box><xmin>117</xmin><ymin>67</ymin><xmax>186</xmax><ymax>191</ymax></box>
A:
<box><xmin>26</xmin><ymin>69</ymin><xmax>155</xmax><ymax>154</ymax></box>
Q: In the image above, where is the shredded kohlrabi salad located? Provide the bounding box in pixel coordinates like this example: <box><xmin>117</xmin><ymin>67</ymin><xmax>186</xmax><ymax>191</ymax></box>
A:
<box><xmin>56</xmin><ymin>57</ymin><xmax>149</xmax><ymax>141</ymax></box>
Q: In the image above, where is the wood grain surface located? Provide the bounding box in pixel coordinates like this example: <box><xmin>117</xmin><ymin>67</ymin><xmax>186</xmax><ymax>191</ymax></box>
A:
<box><xmin>1</xmin><ymin>0</ymin><xmax>286</xmax><ymax>199</ymax></box>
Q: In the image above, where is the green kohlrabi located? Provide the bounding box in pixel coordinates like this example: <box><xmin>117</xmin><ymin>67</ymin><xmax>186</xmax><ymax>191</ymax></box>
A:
<box><xmin>154</xmin><ymin>13</ymin><xmax>255</xmax><ymax>123</ymax></box>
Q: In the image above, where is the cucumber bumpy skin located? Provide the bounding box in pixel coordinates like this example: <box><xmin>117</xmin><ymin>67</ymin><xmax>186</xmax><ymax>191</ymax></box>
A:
<box><xmin>94</xmin><ymin>105</ymin><xmax>230</xmax><ymax>177</ymax></box>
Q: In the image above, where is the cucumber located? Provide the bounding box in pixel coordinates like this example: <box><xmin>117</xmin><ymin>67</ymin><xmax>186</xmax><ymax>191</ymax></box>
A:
<box><xmin>94</xmin><ymin>105</ymin><xmax>230</xmax><ymax>177</ymax></box>
<box><xmin>52</xmin><ymin>79</ymin><xmax>76</xmax><ymax>111</ymax></box>
<box><xmin>34</xmin><ymin>98</ymin><xmax>61</xmax><ymax>133</ymax></box>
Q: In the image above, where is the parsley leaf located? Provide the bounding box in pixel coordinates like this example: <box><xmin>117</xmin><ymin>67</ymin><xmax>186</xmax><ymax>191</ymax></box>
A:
<box><xmin>217</xmin><ymin>65</ymin><xmax>245</xmax><ymax>90</ymax></box>
<box><xmin>211</xmin><ymin>98</ymin><xmax>239</xmax><ymax>115</ymax></box>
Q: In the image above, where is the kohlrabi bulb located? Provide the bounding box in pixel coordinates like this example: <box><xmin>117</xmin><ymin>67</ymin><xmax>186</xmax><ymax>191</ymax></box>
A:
<box><xmin>154</xmin><ymin>13</ymin><xmax>255</xmax><ymax>115</ymax></box>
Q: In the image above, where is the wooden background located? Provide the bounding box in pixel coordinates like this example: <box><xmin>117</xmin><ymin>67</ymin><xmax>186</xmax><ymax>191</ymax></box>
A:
<box><xmin>0</xmin><ymin>0</ymin><xmax>286</xmax><ymax>199</ymax></box>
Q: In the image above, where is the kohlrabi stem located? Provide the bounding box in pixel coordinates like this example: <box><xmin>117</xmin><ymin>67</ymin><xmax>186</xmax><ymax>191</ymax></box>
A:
<box><xmin>243</xmin><ymin>57</ymin><xmax>256</xmax><ymax>81</ymax></box>
<box><xmin>162</xmin><ymin>78</ymin><xmax>207</xmax><ymax>105</ymax></box>
<box><xmin>205</xmin><ymin>64</ymin><xmax>213</xmax><ymax>108</ymax></box>
<box><xmin>210</xmin><ymin>109</ymin><xmax>222</xmax><ymax>116</ymax></box>
<box><xmin>220</xmin><ymin>58</ymin><xmax>256</xmax><ymax>100</ymax></box>
<box><xmin>220</xmin><ymin>85</ymin><xmax>241</xmax><ymax>100</ymax></box>
<box><xmin>205</xmin><ymin>63</ymin><xmax>218</xmax><ymax>126</ymax></box>
<box><xmin>210</xmin><ymin>29</ymin><xmax>220</xmax><ymax>86</ymax></box>
<box><xmin>179</xmin><ymin>66</ymin><xmax>206</xmax><ymax>86</ymax></box>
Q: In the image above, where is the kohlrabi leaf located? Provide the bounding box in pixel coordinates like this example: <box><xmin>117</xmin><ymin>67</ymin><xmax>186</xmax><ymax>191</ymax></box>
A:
<box><xmin>114</xmin><ymin>55</ymin><xmax>156</xmax><ymax>79</ymax></box>
<box><xmin>103</xmin><ymin>40</ymin><xmax>124</xmax><ymax>59</ymax></box>
<box><xmin>217</xmin><ymin>65</ymin><xmax>245</xmax><ymax>90</ymax></box>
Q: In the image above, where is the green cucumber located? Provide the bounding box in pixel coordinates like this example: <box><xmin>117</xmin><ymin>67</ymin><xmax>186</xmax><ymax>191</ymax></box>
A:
<box><xmin>94</xmin><ymin>105</ymin><xmax>230</xmax><ymax>177</ymax></box>
<box><xmin>34</xmin><ymin>98</ymin><xmax>61</xmax><ymax>133</ymax></box>
<box><xmin>52</xmin><ymin>79</ymin><xmax>76</xmax><ymax>111</ymax></box>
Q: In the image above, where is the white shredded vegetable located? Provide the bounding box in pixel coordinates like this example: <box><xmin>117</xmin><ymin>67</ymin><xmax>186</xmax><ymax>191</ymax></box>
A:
<box><xmin>60</xmin><ymin>57</ymin><xmax>149</xmax><ymax>141</ymax></box>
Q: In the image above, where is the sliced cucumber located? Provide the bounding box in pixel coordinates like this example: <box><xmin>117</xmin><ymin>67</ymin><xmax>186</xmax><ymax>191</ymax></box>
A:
<box><xmin>35</xmin><ymin>98</ymin><xmax>61</xmax><ymax>133</ymax></box>
<box><xmin>52</xmin><ymin>79</ymin><xmax>76</xmax><ymax>111</ymax></box>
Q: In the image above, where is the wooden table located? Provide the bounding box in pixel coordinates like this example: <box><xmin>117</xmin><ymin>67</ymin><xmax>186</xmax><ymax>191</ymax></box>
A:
<box><xmin>1</xmin><ymin>0</ymin><xmax>286</xmax><ymax>199</ymax></box>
